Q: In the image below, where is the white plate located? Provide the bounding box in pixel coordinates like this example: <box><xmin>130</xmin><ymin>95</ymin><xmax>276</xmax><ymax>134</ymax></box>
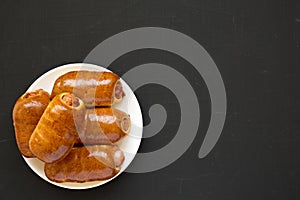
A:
<box><xmin>24</xmin><ymin>63</ymin><xmax>143</xmax><ymax>189</ymax></box>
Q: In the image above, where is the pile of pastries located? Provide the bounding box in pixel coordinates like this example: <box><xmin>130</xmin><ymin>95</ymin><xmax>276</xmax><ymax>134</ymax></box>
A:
<box><xmin>13</xmin><ymin>70</ymin><xmax>131</xmax><ymax>183</ymax></box>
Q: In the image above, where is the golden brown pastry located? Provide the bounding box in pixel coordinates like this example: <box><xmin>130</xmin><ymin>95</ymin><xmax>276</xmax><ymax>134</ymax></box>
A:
<box><xmin>51</xmin><ymin>71</ymin><xmax>125</xmax><ymax>107</ymax></box>
<box><xmin>44</xmin><ymin>145</ymin><xmax>125</xmax><ymax>183</ymax></box>
<box><xmin>29</xmin><ymin>93</ymin><xmax>85</xmax><ymax>163</ymax></box>
<box><xmin>12</xmin><ymin>89</ymin><xmax>50</xmax><ymax>157</ymax></box>
<box><xmin>76</xmin><ymin>107</ymin><xmax>131</xmax><ymax>145</ymax></box>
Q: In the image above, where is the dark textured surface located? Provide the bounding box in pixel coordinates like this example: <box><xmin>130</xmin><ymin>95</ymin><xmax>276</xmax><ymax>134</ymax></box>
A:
<box><xmin>0</xmin><ymin>0</ymin><xmax>299</xmax><ymax>199</ymax></box>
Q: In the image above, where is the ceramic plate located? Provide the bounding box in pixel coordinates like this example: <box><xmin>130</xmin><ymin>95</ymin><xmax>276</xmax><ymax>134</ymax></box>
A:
<box><xmin>23</xmin><ymin>63</ymin><xmax>143</xmax><ymax>189</ymax></box>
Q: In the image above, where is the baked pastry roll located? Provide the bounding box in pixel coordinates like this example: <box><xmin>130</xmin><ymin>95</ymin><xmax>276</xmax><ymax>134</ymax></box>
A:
<box><xmin>51</xmin><ymin>71</ymin><xmax>125</xmax><ymax>107</ymax></box>
<box><xmin>44</xmin><ymin>145</ymin><xmax>125</xmax><ymax>183</ymax></box>
<box><xmin>13</xmin><ymin>89</ymin><xmax>50</xmax><ymax>157</ymax></box>
<box><xmin>29</xmin><ymin>93</ymin><xmax>85</xmax><ymax>163</ymax></box>
<box><xmin>76</xmin><ymin>107</ymin><xmax>130</xmax><ymax>145</ymax></box>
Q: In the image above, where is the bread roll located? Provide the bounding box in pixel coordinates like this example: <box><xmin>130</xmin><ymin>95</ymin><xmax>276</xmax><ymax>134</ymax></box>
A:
<box><xmin>76</xmin><ymin>107</ymin><xmax>130</xmax><ymax>145</ymax></box>
<box><xmin>13</xmin><ymin>89</ymin><xmax>50</xmax><ymax>157</ymax></box>
<box><xmin>29</xmin><ymin>93</ymin><xmax>85</xmax><ymax>163</ymax></box>
<box><xmin>51</xmin><ymin>71</ymin><xmax>125</xmax><ymax>107</ymax></box>
<box><xmin>44</xmin><ymin>145</ymin><xmax>125</xmax><ymax>183</ymax></box>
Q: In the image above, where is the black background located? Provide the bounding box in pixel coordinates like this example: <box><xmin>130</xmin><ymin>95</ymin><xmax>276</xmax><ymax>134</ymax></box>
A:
<box><xmin>0</xmin><ymin>0</ymin><xmax>299</xmax><ymax>199</ymax></box>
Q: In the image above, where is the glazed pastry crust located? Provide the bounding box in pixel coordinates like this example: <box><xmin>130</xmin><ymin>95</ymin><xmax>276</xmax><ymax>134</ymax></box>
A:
<box><xmin>44</xmin><ymin>145</ymin><xmax>124</xmax><ymax>183</ymax></box>
<box><xmin>13</xmin><ymin>89</ymin><xmax>50</xmax><ymax>157</ymax></box>
<box><xmin>51</xmin><ymin>71</ymin><xmax>124</xmax><ymax>107</ymax></box>
<box><xmin>29</xmin><ymin>93</ymin><xmax>85</xmax><ymax>163</ymax></box>
<box><xmin>76</xmin><ymin>108</ymin><xmax>131</xmax><ymax>145</ymax></box>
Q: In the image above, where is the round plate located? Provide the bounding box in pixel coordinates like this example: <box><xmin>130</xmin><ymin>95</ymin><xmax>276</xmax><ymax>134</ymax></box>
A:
<box><xmin>23</xmin><ymin>63</ymin><xmax>143</xmax><ymax>189</ymax></box>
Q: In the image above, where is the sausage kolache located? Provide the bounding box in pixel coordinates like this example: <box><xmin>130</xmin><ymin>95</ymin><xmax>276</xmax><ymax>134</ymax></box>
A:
<box><xmin>76</xmin><ymin>107</ymin><xmax>131</xmax><ymax>145</ymax></box>
<box><xmin>51</xmin><ymin>71</ymin><xmax>125</xmax><ymax>107</ymax></box>
<box><xmin>44</xmin><ymin>145</ymin><xmax>125</xmax><ymax>183</ymax></box>
<box><xmin>13</xmin><ymin>68</ymin><xmax>130</xmax><ymax>184</ymax></box>
<box><xmin>29</xmin><ymin>93</ymin><xmax>85</xmax><ymax>163</ymax></box>
<box><xmin>13</xmin><ymin>89</ymin><xmax>50</xmax><ymax>157</ymax></box>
